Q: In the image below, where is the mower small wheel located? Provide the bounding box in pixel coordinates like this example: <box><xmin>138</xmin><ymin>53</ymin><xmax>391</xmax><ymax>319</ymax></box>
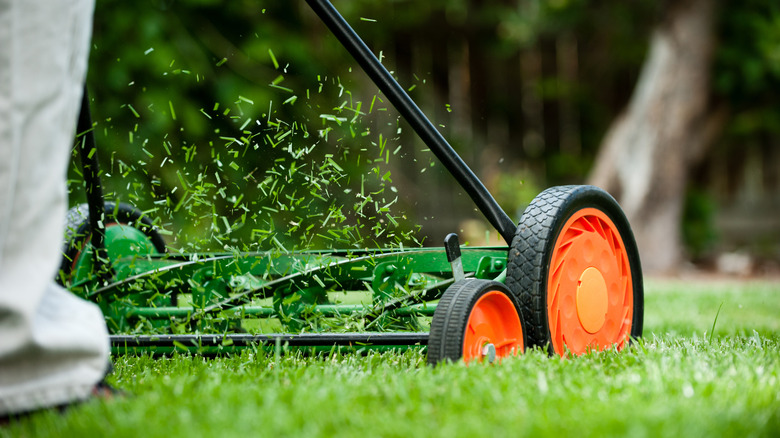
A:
<box><xmin>58</xmin><ymin>202</ymin><xmax>166</xmax><ymax>284</ymax></box>
<box><xmin>506</xmin><ymin>185</ymin><xmax>643</xmax><ymax>356</ymax></box>
<box><xmin>427</xmin><ymin>279</ymin><xmax>526</xmax><ymax>366</ymax></box>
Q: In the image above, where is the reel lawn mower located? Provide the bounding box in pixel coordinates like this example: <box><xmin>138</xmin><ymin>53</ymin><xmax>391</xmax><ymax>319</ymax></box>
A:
<box><xmin>62</xmin><ymin>0</ymin><xmax>643</xmax><ymax>365</ymax></box>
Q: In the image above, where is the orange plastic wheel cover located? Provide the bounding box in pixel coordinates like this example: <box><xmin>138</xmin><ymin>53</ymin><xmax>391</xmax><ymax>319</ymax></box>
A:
<box><xmin>547</xmin><ymin>208</ymin><xmax>633</xmax><ymax>356</ymax></box>
<box><xmin>462</xmin><ymin>290</ymin><xmax>524</xmax><ymax>363</ymax></box>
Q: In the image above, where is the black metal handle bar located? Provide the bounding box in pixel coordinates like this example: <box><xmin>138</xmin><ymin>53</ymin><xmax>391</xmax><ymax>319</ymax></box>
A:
<box><xmin>306</xmin><ymin>0</ymin><xmax>517</xmax><ymax>244</ymax></box>
<box><xmin>76</xmin><ymin>88</ymin><xmax>112</xmax><ymax>282</ymax></box>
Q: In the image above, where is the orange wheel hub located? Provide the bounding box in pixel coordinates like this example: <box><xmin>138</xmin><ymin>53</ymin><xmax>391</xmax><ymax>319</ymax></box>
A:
<box><xmin>462</xmin><ymin>290</ymin><xmax>524</xmax><ymax>363</ymax></box>
<box><xmin>548</xmin><ymin>208</ymin><xmax>633</xmax><ymax>355</ymax></box>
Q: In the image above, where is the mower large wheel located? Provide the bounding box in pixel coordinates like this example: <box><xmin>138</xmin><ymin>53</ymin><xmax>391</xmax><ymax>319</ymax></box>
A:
<box><xmin>427</xmin><ymin>279</ymin><xmax>526</xmax><ymax>366</ymax></box>
<box><xmin>506</xmin><ymin>185</ymin><xmax>643</xmax><ymax>356</ymax></box>
<box><xmin>58</xmin><ymin>201</ymin><xmax>166</xmax><ymax>285</ymax></box>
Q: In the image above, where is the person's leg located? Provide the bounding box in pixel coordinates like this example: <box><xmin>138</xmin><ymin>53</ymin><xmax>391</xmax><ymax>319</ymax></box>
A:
<box><xmin>0</xmin><ymin>0</ymin><xmax>109</xmax><ymax>416</ymax></box>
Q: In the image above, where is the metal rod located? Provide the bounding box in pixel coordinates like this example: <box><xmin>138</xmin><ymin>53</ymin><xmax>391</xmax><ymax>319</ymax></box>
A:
<box><xmin>126</xmin><ymin>303</ymin><xmax>438</xmax><ymax>318</ymax></box>
<box><xmin>305</xmin><ymin>0</ymin><xmax>517</xmax><ymax>244</ymax></box>
<box><xmin>111</xmin><ymin>332</ymin><xmax>429</xmax><ymax>348</ymax></box>
<box><xmin>77</xmin><ymin>87</ymin><xmax>111</xmax><ymax>280</ymax></box>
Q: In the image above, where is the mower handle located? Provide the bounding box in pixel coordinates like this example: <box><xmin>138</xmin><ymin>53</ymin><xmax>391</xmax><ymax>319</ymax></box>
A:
<box><xmin>306</xmin><ymin>0</ymin><xmax>517</xmax><ymax>244</ymax></box>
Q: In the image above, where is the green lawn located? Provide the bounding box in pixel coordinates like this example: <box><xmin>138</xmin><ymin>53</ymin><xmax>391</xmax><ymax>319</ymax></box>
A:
<box><xmin>3</xmin><ymin>278</ymin><xmax>779</xmax><ymax>437</ymax></box>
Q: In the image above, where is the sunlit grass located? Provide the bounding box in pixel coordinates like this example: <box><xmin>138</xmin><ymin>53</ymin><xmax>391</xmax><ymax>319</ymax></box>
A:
<box><xmin>3</xmin><ymin>279</ymin><xmax>778</xmax><ymax>437</ymax></box>
<box><xmin>644</xmin><ymin>278</ymin><xmax>780</xmax><ymax>335</ymax></box>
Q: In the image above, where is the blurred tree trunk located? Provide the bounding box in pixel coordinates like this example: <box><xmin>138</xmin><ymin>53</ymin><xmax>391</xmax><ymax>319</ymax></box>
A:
<box><xmin>588</xmin><ymin>0</ymin><xmax>725</xmax><ymax>273</ymax></box>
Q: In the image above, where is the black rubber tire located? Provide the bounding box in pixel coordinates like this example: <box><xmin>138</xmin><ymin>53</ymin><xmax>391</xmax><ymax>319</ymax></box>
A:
<box><xmin>505</xmin><ymin>185</ymin><xmax>643</xmax><ymax>354</ymax></box>
<box><xmin>58</xmin><ymin>201</ymin><xmax>166</xmax><ymax>284</ymax></box>
<box><xmin>427</xmin><ymin>279</ymin><xmax>526</xmax><ymax>366</ymax></box>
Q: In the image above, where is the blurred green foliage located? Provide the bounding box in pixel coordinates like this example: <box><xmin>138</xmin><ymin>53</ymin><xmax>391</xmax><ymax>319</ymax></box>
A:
<box><xmin>682</xmin><ymin>188</ymin><xmax>719</xmax><ymax>259</ymax></box>
<box><xmin>715</xmin><ymin>0</ymin><xmax>780</xmax><ymax>136</ymax></box>
<box><xmin>73</xmin><ymin>0</ymin><xmax>780</xmax><ymax>255</ymax></box>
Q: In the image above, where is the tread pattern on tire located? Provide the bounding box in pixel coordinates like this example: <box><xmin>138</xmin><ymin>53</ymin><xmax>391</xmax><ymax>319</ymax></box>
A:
<box><xmin>427</xmin><ymin>279</ymin><xmax>521</xmax><ymax>366</ymax></box>
<box><xmin>505</xmin><ymin>185</ymin><xmax>643</xmax><ymax>352</ymax></box>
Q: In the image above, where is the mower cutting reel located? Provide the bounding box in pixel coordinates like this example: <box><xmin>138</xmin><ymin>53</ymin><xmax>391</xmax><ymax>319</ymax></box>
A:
<box><xmin>64</xmin><ymin>0</ymin><xmax>643</xmax><ymax>364</ymax></box>
<box><xmin>59</xmin><ymin>201</ymin><xmax>167</xmax><ymax>286</ymax></box>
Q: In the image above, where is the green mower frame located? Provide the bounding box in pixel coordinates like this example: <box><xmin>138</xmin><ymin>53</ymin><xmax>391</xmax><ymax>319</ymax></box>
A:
<box><xmin>62</xmin><ymin>0</ymin><xmax>643</xmax><ymax>365</ymax></box>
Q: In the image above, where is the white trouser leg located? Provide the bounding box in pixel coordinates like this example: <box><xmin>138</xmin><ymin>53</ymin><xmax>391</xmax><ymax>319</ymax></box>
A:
<box><xmin>0</xmin><ymin>0</ymin><xmax>109</xmax><ymax>415</ymax></box>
